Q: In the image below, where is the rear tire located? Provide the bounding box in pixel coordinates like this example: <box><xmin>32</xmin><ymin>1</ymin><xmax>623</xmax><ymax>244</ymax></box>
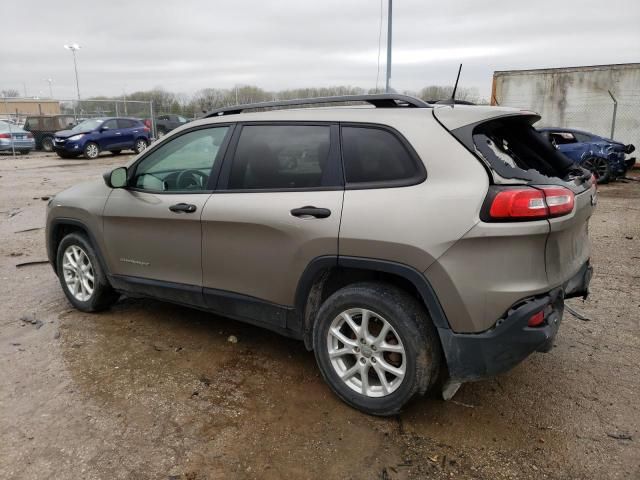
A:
<box><xmin>83</xmin><ymin>142</ymin><xmax>100</xmax><ymax>159</ymax></box>
<box><xmin>41</xmin><ymin>136</ymin><xmax>54</xmax><ymax>152</ymax></box>
<box><xmin>133</xmin><ymin>138</ymin><xmax>148</xmax><ymax>154</ymax></box>
<box><xmin>56</xmin><ymin>232</ymin><xmax>119</xmax><ymax>312</ymax></box>
<box><xmin>583</xmin><ymin>156</ymin><xmax>610</xmax><ymax>184</ymax></box>
<box><xmin>313</xmin><ymin>282</ymin><xmax>441</xmax><ymax>416</ymax></box>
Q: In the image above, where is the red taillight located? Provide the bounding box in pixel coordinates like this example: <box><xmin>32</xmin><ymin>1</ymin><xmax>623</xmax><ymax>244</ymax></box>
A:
<box><xmin>527</xmin><ymin>310</ymin><xmax>545</xmax><ymax>327</ymax></box>
<box><xmin>0</xmin><ymin>133</ymin><xmax>10</xmax><ymax>139</ymax></box>
<box><xmin>540</xmin><ymin>186</ymin><xmax>574</xmax><ymax>217</ymax></box>
<box><xmin>490</xmin><ymin>188</ymin><xmax>547</xmax><ymax>219</ymax></box>
<box><xmin>143</xmin><ymin>126</ymin><xmax>150</xmax><ymax>133</ymax></box>
<box><xmin>143</xmin><ymin>119</ymin><xmax>152</xmax><ymax>128</ymax></box>
<box><xmin>488</xmin><ymin>186</ymin><xmax>574</xmax><ymax>220</ymax></box>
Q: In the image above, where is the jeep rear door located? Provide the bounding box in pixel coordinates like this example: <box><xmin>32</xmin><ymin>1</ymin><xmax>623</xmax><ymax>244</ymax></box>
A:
<box><xmin>200</xmin><ymin>123</ymin><xmax>343</xmax><ymax>328</ymax></box>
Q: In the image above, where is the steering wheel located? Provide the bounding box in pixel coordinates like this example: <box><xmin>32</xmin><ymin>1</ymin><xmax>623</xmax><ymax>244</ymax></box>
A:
<box><xmin>176</xmin><ymin>169</ymin><xmax>208</xmax><ymax>190</ymax></box>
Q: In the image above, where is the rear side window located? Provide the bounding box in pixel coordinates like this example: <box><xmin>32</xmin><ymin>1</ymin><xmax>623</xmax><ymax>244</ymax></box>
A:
<box><xmin>41</xmin><ymin>117</ymin><xmax>54</xmax><ymax>130</ymax></box>
<box><xmin>118</xmin><ymin>119</ymin><xmax>137</xmax><ymax>129</ymax></box>
<box><xmin>341</xmin><ymin>126</ymin><xmax>422</xmax><ymax>185</ymax></box>
<box><xmin>228</xmin><ymin>125</ymin><xmax>333</xmax><ymax>190</ymax></box>
<box><xmin>26</xmin><ymin>118</ymin><xmax>40</xmax><ymax>130</ymax></box>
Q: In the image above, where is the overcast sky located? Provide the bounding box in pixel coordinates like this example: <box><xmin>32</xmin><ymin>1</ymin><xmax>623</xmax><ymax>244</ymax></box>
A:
<box><xmin>1</xmin><ymin>0</ymin><xmax>639</xmax><ymax>100</ymax></box>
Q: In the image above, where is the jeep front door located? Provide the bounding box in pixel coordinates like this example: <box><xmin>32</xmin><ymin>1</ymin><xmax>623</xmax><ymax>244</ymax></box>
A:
<box><xmin>102</xmin><ymin>125</ymin><xmax>232</xmax><ymax>305</ymax></box>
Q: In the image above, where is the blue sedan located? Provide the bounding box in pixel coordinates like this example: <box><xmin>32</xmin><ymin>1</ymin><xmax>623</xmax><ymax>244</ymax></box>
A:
<box><xmin>53</xmin><ymin>117</ymin><xmax>151</xmax><ymax>159</ymax></box>
<box><xmin>538</xmin><ymin>127</ymin><xmax>635</xmax><ymax>183</ymax></box>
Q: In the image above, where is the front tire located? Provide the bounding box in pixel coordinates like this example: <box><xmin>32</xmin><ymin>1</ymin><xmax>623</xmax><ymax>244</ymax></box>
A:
<box><xmin>83</xmin><ymin>142</ymin><xmax>100</xmax><ymax>159</ymax></box>
<box><xmin>313</xmin><ymin>282</ymin><xmax>441</xmax><ymax>416</ymax></box>
<box><xmin>56</xmin><ymin>233</ymin><xmax>119</xmax><ymax>312</ymax></box>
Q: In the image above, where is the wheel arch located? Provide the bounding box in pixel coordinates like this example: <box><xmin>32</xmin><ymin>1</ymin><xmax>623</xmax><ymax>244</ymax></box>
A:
<box><xmin>295</xmin><ymin>256</ymin><xmax>451</xmax><ymax>350</ymax></box>
<box><xmin>48</xmin><ymin>218</ymin><xmax>110</xmax><ymax>277</ymax></box>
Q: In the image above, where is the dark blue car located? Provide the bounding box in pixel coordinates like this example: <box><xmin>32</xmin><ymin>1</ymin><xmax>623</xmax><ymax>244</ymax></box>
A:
<box><xmin>538</xmin><ymin>127</ymin><xmax>635</xmax><ymax>183</ymax></box>
<box><xmin>53</xmin><ymin>117</ymin><xmax>151</xmax><ymax>159</ymax></box>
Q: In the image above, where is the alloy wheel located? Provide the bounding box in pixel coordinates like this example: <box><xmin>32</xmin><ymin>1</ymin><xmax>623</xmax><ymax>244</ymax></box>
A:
<box><xmin>85</xmin><ymin>143</ymin><xmax>99</xmax><ymax>159</ymax></box>
<box><xmin>62</xmin><ymin>245</ymin><xmax>95</xmax><ymax>302</ymax></box>
<box><xmin>583</xmin><ymin>157</ymin><xmax>608</xmax><ymax>179</ymax></box>
<box><xmin>136</xmin><ymin>140</ymin><xmax>147</xmax><ymax>153</ymax></box>
<box><xmin>327</xmin><ymin>308</ymin><xmax>406</xmax><ymax>397</ymax></box>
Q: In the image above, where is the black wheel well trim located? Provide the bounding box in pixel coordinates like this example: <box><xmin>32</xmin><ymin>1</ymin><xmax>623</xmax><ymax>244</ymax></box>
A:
<box><xmin>48</xmin><ymin>218</ymin><xmax>110</xmax><ymax>277</ymax></box>
<box><xmin>295</xmin><ymin>255</ymin><xmax>451</xmax><ymax>348</ymax></box>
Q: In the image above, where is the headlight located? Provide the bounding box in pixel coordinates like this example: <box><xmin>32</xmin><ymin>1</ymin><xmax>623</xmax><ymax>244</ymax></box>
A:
<box><xmin>68</xmin><ymin>134</ymin><xmax>84</xmax><ymax>141</ymax></box>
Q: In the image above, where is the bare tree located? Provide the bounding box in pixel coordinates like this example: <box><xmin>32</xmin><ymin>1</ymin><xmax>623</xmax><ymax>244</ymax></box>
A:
<box><xmin>1</xmin><ymin>88</ymin><xmax>20</xmax><ymax>98</ymax></box>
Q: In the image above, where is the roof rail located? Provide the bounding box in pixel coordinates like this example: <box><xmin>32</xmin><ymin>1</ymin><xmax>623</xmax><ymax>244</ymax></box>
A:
<box><xmin>204</xmin><ymin>93</ymin><xmax>431</xmax><ymax>117</ymax></box>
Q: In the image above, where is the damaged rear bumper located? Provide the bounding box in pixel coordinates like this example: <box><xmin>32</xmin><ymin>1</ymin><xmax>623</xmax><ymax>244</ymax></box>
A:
<box><xmin>438</xmin><ymin>261</ymin><xmax>592</xmax><ymax>383</ymax></box>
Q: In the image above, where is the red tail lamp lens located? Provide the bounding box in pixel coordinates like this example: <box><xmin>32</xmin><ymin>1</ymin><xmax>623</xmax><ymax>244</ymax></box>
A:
<box><xmin>541</xmin><ymin>187</ymin><xmax>575</xmax><ymax>217</ymax></box>
<box><xmin>489</xmin><ymin>186</ymin><xmax>575</xmax><ymax>220</ymax></box>
<box><xmin>528</xmin><ymin>311</ymin><xmax>545</xmax><ymax>327</ymax></box>
<box><xmin>489</xmin><ymin>188</ymin><xmax>547</xmax><ymax>219</ymax></box>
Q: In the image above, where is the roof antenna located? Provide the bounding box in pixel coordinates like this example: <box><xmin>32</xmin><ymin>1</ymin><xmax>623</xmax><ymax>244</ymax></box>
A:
<box><xmin>437</xmin><ymin>63</ymin><xmax>462</xmax><ymax>107</ymax></box>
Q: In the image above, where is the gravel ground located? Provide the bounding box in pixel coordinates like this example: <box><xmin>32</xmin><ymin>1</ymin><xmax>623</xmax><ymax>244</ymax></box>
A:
<box><xmin>0</xmin><ymin>151</ymin><xmax>638</xmax><ymax>480</ymax></box>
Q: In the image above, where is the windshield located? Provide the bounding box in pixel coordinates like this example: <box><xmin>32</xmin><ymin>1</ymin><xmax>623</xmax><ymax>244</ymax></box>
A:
<box><xmin>72</xmin><ymin>119</ymin><xmax>104</xmax><ymax>132</ymax></box>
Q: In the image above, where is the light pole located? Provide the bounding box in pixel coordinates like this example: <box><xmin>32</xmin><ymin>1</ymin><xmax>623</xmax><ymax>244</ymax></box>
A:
<box><xmin>46</xmin><ymin>78</ymin><xmax>53</xmax><ymax>98</ymax></box>
<box><xmin>385</xmin><ymin>0</ymin><xmax>393</xmax><ymax>93</ymax></box>
<box><xmin>64</xmin><ymin>43</ymin><xmax>81</xmax><ymax>101</ymax></box>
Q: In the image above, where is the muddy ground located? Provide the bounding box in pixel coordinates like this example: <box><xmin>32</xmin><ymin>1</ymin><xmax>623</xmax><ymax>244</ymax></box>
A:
<box><xmin>0</xmin><ymin>150</ymin><xmax>638</xmax><ymax>480</ymax></box>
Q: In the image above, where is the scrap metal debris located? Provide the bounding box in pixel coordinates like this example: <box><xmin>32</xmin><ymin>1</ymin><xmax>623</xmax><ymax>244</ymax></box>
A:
<box><xmin>16</xmin><ymin>260</ymin><xmax>49</xmax><ymax>268</ymax></box>
<box><xmin>565</xmin><ymin>305</ymin><xmax>591</xmax><ymax>321</ymax></box>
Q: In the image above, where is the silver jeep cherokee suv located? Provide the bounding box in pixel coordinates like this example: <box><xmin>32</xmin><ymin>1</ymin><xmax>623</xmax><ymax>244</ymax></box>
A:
<box><xmin>46</xmin><ymin>94</ymin><xmax>595</xmax><ymax>415</ymax></box>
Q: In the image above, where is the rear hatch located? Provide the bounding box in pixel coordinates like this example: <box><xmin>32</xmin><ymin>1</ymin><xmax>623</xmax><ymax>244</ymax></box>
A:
<box><xmin>434</xmin><ymin>106</ymin><xmax>596</xmax><ymax>287</ymax></box>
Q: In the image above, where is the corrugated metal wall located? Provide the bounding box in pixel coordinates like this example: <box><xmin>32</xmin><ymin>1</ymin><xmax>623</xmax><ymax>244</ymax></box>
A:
<box><xmin>492</xmin><ymin>64</ymin><xmax>640</xmax><ymax>149</ymax></box>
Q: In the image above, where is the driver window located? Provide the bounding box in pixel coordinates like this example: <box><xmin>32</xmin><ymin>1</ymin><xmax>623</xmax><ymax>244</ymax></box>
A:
<box><xmin>102</xmin><ymin>119</ymin><xmax>118</xmax><ymax>130</ymax></box>
<box><xmin>133</xmin><ymin>126</ymin><xmax>229</xmax><ymax>192</ymax></box>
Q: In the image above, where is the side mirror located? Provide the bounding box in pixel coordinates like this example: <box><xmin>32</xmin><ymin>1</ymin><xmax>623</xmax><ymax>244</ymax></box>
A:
<box><xmin>103</xmin><ymin>167</ymin><xmax>128</xmax><ymax>188</ymax></box>
<box><xmin>99</xmin><ymin>126</ymin><xmax>109</xmax><ymax>133</ymax></box>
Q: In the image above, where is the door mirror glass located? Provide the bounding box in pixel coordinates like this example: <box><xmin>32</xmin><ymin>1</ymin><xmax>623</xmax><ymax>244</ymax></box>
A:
<box><xmin>108</xmin><ymin>167</ymin><xmax>128</xmax><ymax>188</ymax></box>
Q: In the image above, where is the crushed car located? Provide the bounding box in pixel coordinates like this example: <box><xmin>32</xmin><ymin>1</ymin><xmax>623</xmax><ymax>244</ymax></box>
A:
<box><xmin>538</xmin><ymin>127</ymin><xmax>635</xmax><ymax>183</ymax></box>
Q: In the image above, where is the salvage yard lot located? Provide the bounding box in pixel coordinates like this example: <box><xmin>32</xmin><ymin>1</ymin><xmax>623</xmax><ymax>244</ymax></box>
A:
<box><xmin>1</xmin><ymin>151</ymin><xmax>638</xmax><ymax>479</ymax></box>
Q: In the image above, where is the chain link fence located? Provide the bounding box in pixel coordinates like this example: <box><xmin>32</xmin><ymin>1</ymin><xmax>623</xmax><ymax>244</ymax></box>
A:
<box><xmin>1</xmin><ymin>98</ymin><xmax>156</xmax><ymax>155</ymax></box>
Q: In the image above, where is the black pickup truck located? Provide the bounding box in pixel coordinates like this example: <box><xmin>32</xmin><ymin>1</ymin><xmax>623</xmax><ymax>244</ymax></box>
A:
<box><xmin>155</xmin><ymin>114</ymin><xmax>189</xmax><ymax>137</ymax></box>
